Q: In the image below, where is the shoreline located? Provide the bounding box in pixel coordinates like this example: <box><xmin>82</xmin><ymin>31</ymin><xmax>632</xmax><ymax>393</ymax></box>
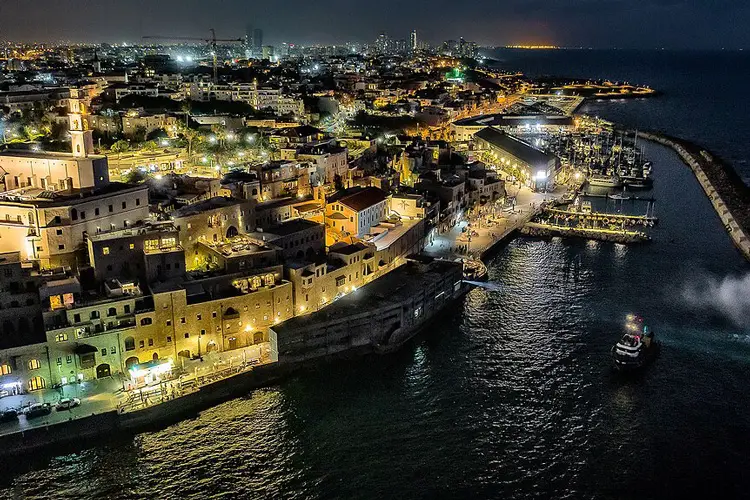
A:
<box><xmin>636</xmin><ymin>131</ymin><xmax>750</xmax><ymax>261</ymax></box>
<box><xmin>4</xmin><ymin>123</ymin><xmax>748</xmax><ymax>461</ymax></box>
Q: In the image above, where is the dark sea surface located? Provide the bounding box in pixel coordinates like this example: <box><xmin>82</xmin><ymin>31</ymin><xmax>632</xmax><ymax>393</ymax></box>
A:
<box><xmin>3</xmin><ymin>51</ymin><xmax>750</xmax><ymax>499</ymax></box>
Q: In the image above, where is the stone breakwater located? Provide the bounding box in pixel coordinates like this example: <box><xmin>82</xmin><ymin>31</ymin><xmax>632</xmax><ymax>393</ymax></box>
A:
<box><xmin>638</xmin><ymin>131</ymin><xmax>750</xmax><ymax>262</ymax></box>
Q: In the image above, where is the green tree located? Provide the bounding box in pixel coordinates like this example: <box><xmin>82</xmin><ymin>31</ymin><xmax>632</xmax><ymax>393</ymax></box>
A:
<box><xmin>142</xmin><ymin>140</ymin><xmax>159</xmax><ymax>153</ymax></box>
<box><xmin>110</xmin><ymin>139</ymin><xmax>130</xmax><ymax>159</ymax></box>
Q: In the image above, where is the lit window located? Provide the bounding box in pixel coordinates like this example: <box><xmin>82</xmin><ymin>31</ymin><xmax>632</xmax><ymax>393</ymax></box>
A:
<box><xmin>55</xmin><ymin>333</ymin><xmax>68</xmax><ymax>342</ymax></box>
<box><xmin>103</xmin><ymin>247</ymin><xmax>110</xmax><ymax>255</ymax></box>
<box><xmin>27</xmin><ymin>359</ymin><xmax>41</xmax><ymax>370</ymax></box>
<box><xmin>129</xmin><ymin>243</ymin><xmax>135</xmax><ymax>250</ymax></box>
<box><xmin>0</xmin><ymin>364</ymin><xmax>11</xmax><ymax>375</ymax></box>
<box><xmin>28</xmin><ymin>376</ymin><xmax>46</xmax><ymax>391</ymax></box>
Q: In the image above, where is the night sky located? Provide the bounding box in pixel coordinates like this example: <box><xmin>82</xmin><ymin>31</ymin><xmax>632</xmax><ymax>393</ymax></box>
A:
<box><xmin>0</xmin><ymin>0</ymin><xmax>747</xmax><ymax>49</ymax></box>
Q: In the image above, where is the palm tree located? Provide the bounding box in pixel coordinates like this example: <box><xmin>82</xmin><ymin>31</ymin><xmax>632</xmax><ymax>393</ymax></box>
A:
<box><xmin>177</xmin><ymin>123</ymin><xmax>199</xmax><ymax>161</ymax></box>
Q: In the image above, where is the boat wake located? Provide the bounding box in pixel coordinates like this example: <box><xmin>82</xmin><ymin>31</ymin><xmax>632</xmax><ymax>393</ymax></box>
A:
<box><xmin>682</xmin><ymin>272</ymin><xmax>750</xmax><ymax>328</ymax></box>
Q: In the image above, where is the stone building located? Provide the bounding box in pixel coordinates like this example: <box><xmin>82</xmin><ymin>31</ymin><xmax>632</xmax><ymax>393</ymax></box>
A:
<box><xmin>170</xmin><ymin>197</ymin><xmax>255</xmax><ymax>268</ymax></box>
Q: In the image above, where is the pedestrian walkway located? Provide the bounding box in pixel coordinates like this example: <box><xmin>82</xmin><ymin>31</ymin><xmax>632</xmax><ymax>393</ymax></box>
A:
<box><xmin>424</xmin><ymin>184</ymin><xmax>558</xmax><ymax>260</ymax></box>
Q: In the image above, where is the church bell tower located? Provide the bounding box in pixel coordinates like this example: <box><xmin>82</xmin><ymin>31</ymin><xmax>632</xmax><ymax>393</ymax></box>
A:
<box><xmin>68</xmin><ymin>88</ymin><xmax>94</xmax><ymax>158</ymax></box>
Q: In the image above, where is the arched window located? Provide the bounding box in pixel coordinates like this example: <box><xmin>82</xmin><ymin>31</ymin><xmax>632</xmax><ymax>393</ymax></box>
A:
<box><xmin>124</xmin><ymin>336</ymin><xmax>135</xmax><ymax>351</ymax></box>
<box><xmin>251</xmin><ymin>276</ymin><xmax>262</xmax><ymax>289</ymax></box>
<box><xmin>2</xmin><ymin>320</ymin><xmax>14</xmax><ymax>335</ymax></box>
<box><xmin>125</xmin><ymin>356</ymin><xmax>139</xmax><ymax>370</ymax></box>
<box><xmin>27</xmin><ymin>359</ymin><xmax>41</xmax><ymax>370</ymax></box>
<box><xmin>140</xmin><ymin>317</ymin><xmax>152</xmax><ymax>326</ymax></box>
<box><xmin>28</xmin><ymin>376</ymin><xmax>46</xmax><ymax>391</ymax></box>
<box><xmin>71</xmin><ymin>208</ymin><xmax>78</xmax><ymax>221</ymax></box>
<box><xmin>90</xmin><ymin>311</ymin><xmax>100</xmax><ymax>319</ymax></box>
<box><xmin>263</xmin><ymin>274</ymin><xmax>275</xmax><ymax>286</ymax></box>
<box><xmin>0</xmin><ymin>364</ymin><xmax>11</xmax><ymax>375</ymax></box>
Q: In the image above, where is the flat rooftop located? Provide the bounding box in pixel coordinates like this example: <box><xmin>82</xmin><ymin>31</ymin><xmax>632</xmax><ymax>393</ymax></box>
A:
<box><xmin>0</xmin><ymin>182</ymin><xmax>146</xmax><ymax>205</ymax></box>
<box><xmin>262</xmin><ymin>218</ymin><xmax>323</xmax><ymax>237</ymax></box>
<box><xmin>372</xmin><ymin>219</ymin><xmax>421</xmax><ymax>251</ymax></box>
<box><xmin>200</xmin><ymin>235</ymin><xmax>276</xmax><ymax>258</ymax></box>
<box><xmin>273</xmin><ymin>259</ymin><xmax>462</xmax><ymax>331</ymax></box>
<box><xmin>0</xmin><ymin>149</ymin><xmax>106</xmax><ymax>160</ymax></box>
<box><xmin>88</xmin><ymin>221</ymin><xmax>177</xmax><ymax>242</ymax></box>
<box><xmin>171</xmin><ymin>196</ymin><xmax>245</xmax><ymax>217</ymax></box>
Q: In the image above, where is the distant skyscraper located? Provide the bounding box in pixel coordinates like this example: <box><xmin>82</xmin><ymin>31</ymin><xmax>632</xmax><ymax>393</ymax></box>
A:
<box><xmin>375</xmin><ymin>32</ymin><xmax>389</xmax><ymax>54</ymax></box>
<box><xmin>410</xmin><ymin>30</ymin><xmax>417</xmax><ymax>52</ymax></box>
<box><xmin>245</xmin><ymin>24</ymin><xmax>253</xmax><ymax>59</ymax></box>
<box><xmin>253</xmin><ymin>29</ymin><xmax>263</xmax><ymax>57</ymax></box>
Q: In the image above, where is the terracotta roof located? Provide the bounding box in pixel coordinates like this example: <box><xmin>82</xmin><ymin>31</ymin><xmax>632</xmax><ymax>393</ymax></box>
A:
<box><xmin>335</xmin><ymin>187</ymin><xmax>388</xmax><ymax>212</ymax></box>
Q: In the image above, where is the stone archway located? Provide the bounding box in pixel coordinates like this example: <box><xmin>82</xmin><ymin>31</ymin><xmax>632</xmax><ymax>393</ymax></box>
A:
<box><xmin>96</xmin><ymin>363</ymin><xmax>111</xmax><ymax>379</ymax></box>
<box><xmin>125</xmin><ymin>356</ymin><xmax>139</xmax><ymax>370</ymax></box>
<box><xmin>226</xmin><ymin>225</ymin><xmax>238</xmax><ymax>238</ymax></box>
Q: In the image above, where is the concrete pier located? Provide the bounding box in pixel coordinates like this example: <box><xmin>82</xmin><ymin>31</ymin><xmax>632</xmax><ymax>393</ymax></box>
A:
<box><xmin>638</xmin><ymin>131</ymin><xmax>750</xmax><ymax>261</ymax></box>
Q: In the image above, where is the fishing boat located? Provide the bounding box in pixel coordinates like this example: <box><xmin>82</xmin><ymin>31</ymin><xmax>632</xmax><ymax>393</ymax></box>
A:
<box><xmin>588</xmin><ymin>173</ymin><xmax>623</xmax><ymax>189</ymax></box>
<box><xmin>611</xmin><ymin>314</ymin><xmax>660</xmax><ymax>371</ymax></box>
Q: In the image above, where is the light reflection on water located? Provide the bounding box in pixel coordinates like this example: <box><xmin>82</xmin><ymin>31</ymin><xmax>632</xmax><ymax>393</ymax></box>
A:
<box><xmin>0</xmin><ymin>144</ymin><xmax>749</xmax><ymax>499</ymax></box>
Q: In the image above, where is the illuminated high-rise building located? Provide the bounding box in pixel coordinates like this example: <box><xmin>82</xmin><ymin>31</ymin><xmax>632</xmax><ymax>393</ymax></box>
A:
<box><xmin>410</xmin><ymin>30</ymin><xmax>417</xmax><ymax>52</ymax></box>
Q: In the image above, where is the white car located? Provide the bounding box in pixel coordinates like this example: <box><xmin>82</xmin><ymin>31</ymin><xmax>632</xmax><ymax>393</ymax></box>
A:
<box><xmin>55</xmin><ymin>398</ymin><xmax>81</xmax><ymax>411</ymax></box>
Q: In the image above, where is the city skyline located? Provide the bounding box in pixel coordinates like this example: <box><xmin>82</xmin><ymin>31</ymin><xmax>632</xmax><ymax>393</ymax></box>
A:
<box><xmin>0</xmin><ymin>0</ymin><xmax>748</xmax><ymax>49</ymax></box>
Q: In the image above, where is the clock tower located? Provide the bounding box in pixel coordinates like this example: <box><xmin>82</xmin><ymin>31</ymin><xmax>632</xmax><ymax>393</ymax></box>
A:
<box><xmin>68</xmin><ymin>87</ymin><xmax>94</xmax><ymax>157</ymax></box>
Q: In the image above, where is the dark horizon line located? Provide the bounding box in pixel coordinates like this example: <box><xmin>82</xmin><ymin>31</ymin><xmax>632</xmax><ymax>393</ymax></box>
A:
<box><xmin>1</xmin><ymin>39</ymin><xmax>748</xmax><ymax>53</ymax></box>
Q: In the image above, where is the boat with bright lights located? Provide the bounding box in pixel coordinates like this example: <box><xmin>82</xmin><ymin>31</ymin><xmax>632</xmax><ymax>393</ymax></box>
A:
<box><xmin>611</xmin><ymin>314</ymin><xmax>660</xmax><ymax>371</ymax></box>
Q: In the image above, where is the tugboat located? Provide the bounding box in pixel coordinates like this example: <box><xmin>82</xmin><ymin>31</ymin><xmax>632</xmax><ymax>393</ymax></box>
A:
<box><xmin>611</xmin><ymin>314</ymin><xmax>660</xmax><ymax>371</ymax></box>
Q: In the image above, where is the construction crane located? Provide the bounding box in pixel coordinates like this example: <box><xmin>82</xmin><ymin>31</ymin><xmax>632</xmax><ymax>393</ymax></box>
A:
<box><xmin>143</xmin><ymin>29</ymin><xmax>244</xmax><ymax>83</ymax></box>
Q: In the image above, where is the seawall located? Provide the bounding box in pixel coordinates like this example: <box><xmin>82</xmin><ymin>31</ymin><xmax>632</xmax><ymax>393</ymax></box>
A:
<box><xmin>638</xmin><ymin>131</ymin><xmax>750</xmax><ymax>261</ymax></box>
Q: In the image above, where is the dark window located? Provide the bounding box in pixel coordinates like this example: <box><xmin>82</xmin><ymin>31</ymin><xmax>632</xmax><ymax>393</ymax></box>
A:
<box><xmin>90</xmin><ymin>311</ymin><xmax>100</xmax><ymax>319</ymax></box>
<box><xmin>148</xmin><ymin>338</ymin><xmax>153</xmax><ymax>346</ymax></box>
<box><xmin>139</xmin><ymin>340</ymin><xmax>144</xmax><ymax>348</ymax></box>
<box><xmin>108</xmin><ymin>205</ymin><xmax>113</xmax><ymax>212</ymax></box>
<box><xmin>80</xmin><ymin>211</ymin><xmax>85</xmax><ymax>219</ymax></box>
<box><xmin>56</xmin><ymin>229</ymin><xmax>63</xmax><ymax>235</ymax></box>
<box><xmin>74</xmin><ymin>313</ymin><xmax>81</xmax><ymax>323</ymax></box>
<box><xmin>101</xmin><ymin>348</ymin><xmax>107</xmax><ymax>356</ymax></box>
<box><xmin>167</xmin><ymin>336</ymin><xmax>172</xmax><ymax>343</ymax></box>
<box><xmin>180</xmin><ymin>317</ymin><xmax>186</xmax><ymax>324</ymax></box>
<box><xmin>184</xmin><ymin>333</ymin><xmax>190</xmax><ymax>339</ymax></box>
<box><xmin>95</xmin><ymin>208</ymin><xmax>100</xmax><ymax>216</ymax></box>
<box><xmin>124</xmin><ymin>305</ymin><xmax>130</xmax><ymax>313</ymax></box>
<box><xmin>58</xmin><ymin>244</ymin><xmax>65</xmax><ymax>250</ymax></box>
<box><xmin>140</xmin><ymin>317</ymin><xmax>152</xmax><ymax>326</ymax></box>
<box><xmin>71</xmin><ymin>209</ymin><xmax>78</xmax><ymax>221</ymax></box>
<box><xmin>107</xmin><ymin>307</ymin><xmax>116</xmax><ymax>316</ymax></box>
<box><xmin>122</xmin><ymin>201</ymin><xmax>127</xmax><ymax>209</ymax></box>
<box><xmin>124</xmin><ymin>337</ymin><xmax>135</xmax><ymax>350</ymax></box>
<box><xmin>136</xmin><ymin>198</ymin><xmax>141</xmax><ymax>206</ymax></box>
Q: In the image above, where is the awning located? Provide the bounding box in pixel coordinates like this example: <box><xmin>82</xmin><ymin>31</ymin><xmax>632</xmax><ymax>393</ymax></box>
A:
<box><xmin>74</xmin><ymin>343</ymin><xmax>98</xmax><ymax>355</ymax></box>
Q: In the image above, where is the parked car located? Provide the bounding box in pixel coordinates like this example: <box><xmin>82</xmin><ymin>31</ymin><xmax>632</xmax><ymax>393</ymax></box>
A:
<box><xmin>25</xmin><ymin>403</ymin><xmax>52</xmax><ymax>419</ymax></box>
<box><xmin>55</xmin><ymin>398</ymin><xmax>81</xmax><ymax>411</ymax></box>
<box><xmin>0</xmin><ymin>409</ymin><xmax>18</xmax><ymax>422</ymax></box>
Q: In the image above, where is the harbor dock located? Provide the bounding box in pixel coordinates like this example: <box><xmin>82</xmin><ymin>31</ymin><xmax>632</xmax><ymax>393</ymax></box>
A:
<box><xmin>542</xmin><ymin>207</ymin><xmax>658</xmax><ymax>227</ymax></box>
<box><xmin>520</xmin><ymin>221</ymin><xmax>650</xmax><ymax>244</ymax></box>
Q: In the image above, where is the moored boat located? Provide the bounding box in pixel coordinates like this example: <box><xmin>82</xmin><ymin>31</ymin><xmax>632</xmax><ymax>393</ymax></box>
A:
<box><xmin>588</xmin><ymin>173</ymin><xmax>623</xmax><ymax>189</ymax></box>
